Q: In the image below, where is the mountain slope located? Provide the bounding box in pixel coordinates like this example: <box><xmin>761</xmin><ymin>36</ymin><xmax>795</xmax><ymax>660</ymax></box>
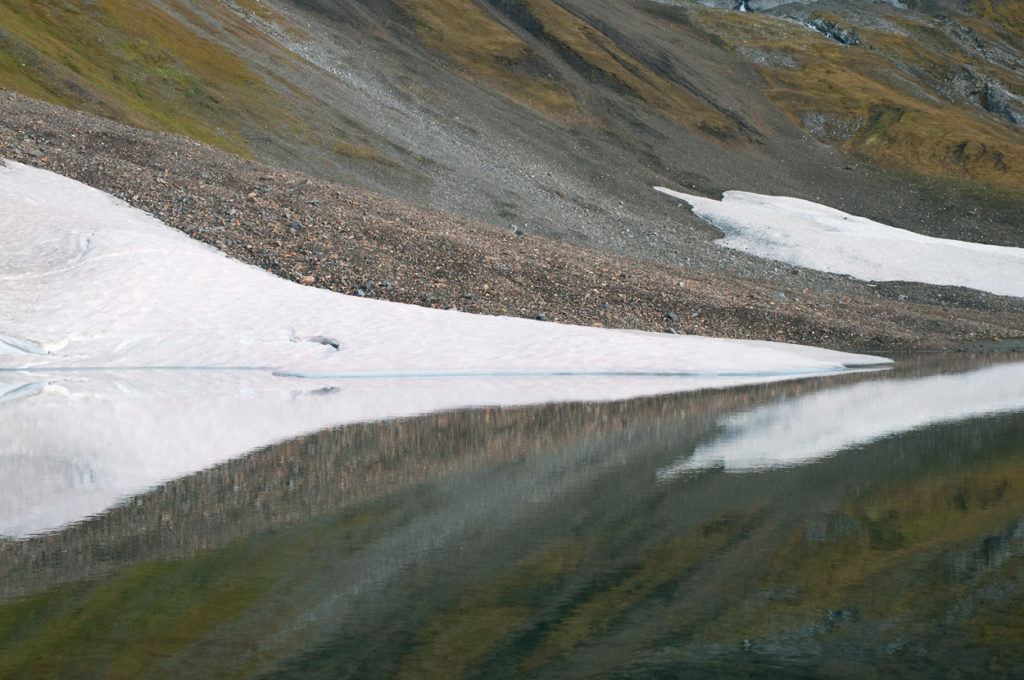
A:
<box><xmin>1</xmin><ymin>0</ymin><xmax>1021</xmax><ymax>259</ymax></box>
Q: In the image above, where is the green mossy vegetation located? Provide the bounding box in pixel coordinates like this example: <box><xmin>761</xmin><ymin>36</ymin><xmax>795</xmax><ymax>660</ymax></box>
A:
<box><xmin>332</xmin><ymin>138</ymin><xmax>394</xmax><ymax>165</ymax></box>
<box><xmin>394</xmin><ymin>0</ymin><xmax>581</xmax><ymax>121</ymax></box>
<box><xmin>523</xmin><ymin>0</ymin><xmax>743</xmax><ymax>142</ymax></box>
<box><xmin>970</xmin><ymin>0</ymin><xmax>1024</xmax><ymax>43</ymax></box>
<box><xmin>231</xmin><ymin>0</ymin><xmax>311</xmax><ymax>39</ymax></box>
<box><xmin>695</xmin><ymin>8</ymin><xmax>1024</xmax><ymax>196</ymax></box>
<box><xmin>0</xmin><ymin>0</ymin><xmax>311</xmax><ymax>156</ymax></box>
<box><xmin>396</xmin><ymin>0</ymin><xmax>745</xmax><ymax>140</ymax></box>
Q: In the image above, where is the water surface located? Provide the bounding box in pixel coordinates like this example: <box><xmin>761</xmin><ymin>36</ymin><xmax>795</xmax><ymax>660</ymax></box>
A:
<box><xmin>2</xmin><ymin>354</ymin><xmax>1023</xmax><ymax>679</ymax></box>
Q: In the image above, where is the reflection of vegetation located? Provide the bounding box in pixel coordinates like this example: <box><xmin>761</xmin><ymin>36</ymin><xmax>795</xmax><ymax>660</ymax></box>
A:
<box><xmin>395</xmin><ymin>539</ymin><xmax>586</xmax><ymax>680</ymax></box>
<box><xmin>0</xmin><ymin>503</ymin><xmax>397</xmax><ymax>680</ymax></box>
<box><xmin>520</xmin><ymin>512</ymin><xmax>751</xmax><ymax>673</ymax></box>
<box><xmin>0</xmin><ymin>539</ymin><xmax>284</xmax><ymax>679</ymax></box>
<box><xmin>714</xmin><ymin>442</ymin><xmax>1024</xmax><ymax>646</ymax></box>
<box><xmin>394</xmin><ymin>513</ymin><xmax>754</xmax><ymax>678</ymax></box>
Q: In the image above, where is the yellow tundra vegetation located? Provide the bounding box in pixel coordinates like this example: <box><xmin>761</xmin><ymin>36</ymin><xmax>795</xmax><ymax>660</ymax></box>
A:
<box><xmin>394</xmin><ymin>0</ymin><xmax>580</xmax><ymax>121</ymax></box>
<box><xmin>695</xmin><ymin>8</ymin><xmax>1024</xmax><ymax>197</ymax></box>
<box><xmin>524</xmin><ymin>0</ymin><xmax>744</xmax><ymax>142</ymax></box>
<box><xmin>0</xmin><ymin>0</ymin><xmax>309</xmax><ymax>155</ymax></box>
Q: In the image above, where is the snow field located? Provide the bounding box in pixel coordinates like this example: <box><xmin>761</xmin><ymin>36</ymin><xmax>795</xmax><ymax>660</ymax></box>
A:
<box><xmin>655</xmin><ymin>186</ymin><xmax>1024</xmax><ymax>298</ymax></box>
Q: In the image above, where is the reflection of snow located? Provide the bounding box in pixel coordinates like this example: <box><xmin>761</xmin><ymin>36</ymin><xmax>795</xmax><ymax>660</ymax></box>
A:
<box><xmin>658</xmin><ymin>362</ymin><xmax>1024</xmax><ymax>478</ymax></box>
<box><xmin>1</xmin><ymin>369</ymin><xmax>835</xmax><ymax>538</ymax></box>
<box><xmin>0</xmin><ymin>160</ymin><xmax>889</xmax><ymax>537</ymax></box>
<box><xmin>655</xmin><ymin>187</ymin><xmax>1024</xmax><ymax>297</ymax></box>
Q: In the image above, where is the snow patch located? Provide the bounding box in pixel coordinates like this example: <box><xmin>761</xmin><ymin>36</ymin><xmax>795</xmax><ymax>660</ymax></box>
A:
<box><xmin>655</xmin><ymin>186</ymin><xmax>1024</xmax><ymax>297</ymax></box>
<box><xmin>0</xmin><ymin>160</ymin><xmax>885</xmax><ymax>376</ymax></box>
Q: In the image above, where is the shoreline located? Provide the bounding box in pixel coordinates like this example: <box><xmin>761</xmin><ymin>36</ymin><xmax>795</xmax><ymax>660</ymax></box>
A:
<box><xmin>2</xmin><ymin>89</ymin><xmax>1021</xmax><ymax>355</ymax></box>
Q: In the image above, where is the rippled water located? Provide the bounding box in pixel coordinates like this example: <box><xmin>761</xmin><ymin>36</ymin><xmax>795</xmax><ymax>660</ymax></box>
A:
<box><xmin>2</xmin><ymin>354</ymin><xmax>1024</xmax><ymax>679</ymax></box>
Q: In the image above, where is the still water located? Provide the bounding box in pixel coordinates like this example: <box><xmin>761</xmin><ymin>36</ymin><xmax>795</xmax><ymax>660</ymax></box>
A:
<box><xmin>2</xmin><ymin>354</ymin><xmax>1023</xmax><ymax>679</ymax></box>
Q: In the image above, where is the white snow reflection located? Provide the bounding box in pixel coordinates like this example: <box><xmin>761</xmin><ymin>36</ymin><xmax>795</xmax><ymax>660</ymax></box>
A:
<box><xmin>658</xmin><ymin>361</ymin><xmax>1024</xmax><ymax>478</ymax></box>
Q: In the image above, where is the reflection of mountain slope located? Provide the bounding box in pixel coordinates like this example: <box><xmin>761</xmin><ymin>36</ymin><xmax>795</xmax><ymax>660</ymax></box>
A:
<box><xmin>0</xmin><ymin>379</ymin><xmax>764</xmax><ymax>599</ymax></box>
<box><xmin>2</xmin><ymin>356</ymin><xmax>1023</xmax><ymax>678</ymax></box>
<box><xmin>680</xmin><ymin>423</ymin><xmax>1024</xmax><ymax>677</ymax></box>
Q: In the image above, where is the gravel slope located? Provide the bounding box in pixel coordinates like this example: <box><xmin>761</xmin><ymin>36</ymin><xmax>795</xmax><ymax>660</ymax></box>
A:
<box><xmin>2</xmin><ymin>89</ymin><xmax>1021</xmax><ymax>354</ymax></box>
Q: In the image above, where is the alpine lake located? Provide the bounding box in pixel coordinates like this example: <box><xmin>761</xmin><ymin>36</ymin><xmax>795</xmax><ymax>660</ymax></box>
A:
<box><xmin>2</xmin><ymin>352</ymin><xmax>1024</xmax><ymax>679</ymax></box>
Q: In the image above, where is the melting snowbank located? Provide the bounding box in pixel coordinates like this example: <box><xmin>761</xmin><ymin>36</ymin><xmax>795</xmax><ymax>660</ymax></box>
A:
<box><xmin>655</xmin><ymin>186</ymin><xmax>1024</xmax><ymax>298</ymax></box>
<box><xmin>658</xmin><ymin>361</ymin><xmax>1024</xmax><ymax>477</ymax></box>
<box><xmin>1</xmin><ymin>160</ymin><xmax>885</xmax><ymax>376</ymax></box>
<box><xmin>1</xmin><ymin>160</ymin><xmax>890</xmax><ymax>537</ymax></box>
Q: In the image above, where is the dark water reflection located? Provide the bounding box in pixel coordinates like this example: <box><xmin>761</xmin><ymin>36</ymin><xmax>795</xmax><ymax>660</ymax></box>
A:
<box><xmin>2</xmin><ymin>354</ymin><xmax>1024</xmax><ymax>679</ymax></box>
